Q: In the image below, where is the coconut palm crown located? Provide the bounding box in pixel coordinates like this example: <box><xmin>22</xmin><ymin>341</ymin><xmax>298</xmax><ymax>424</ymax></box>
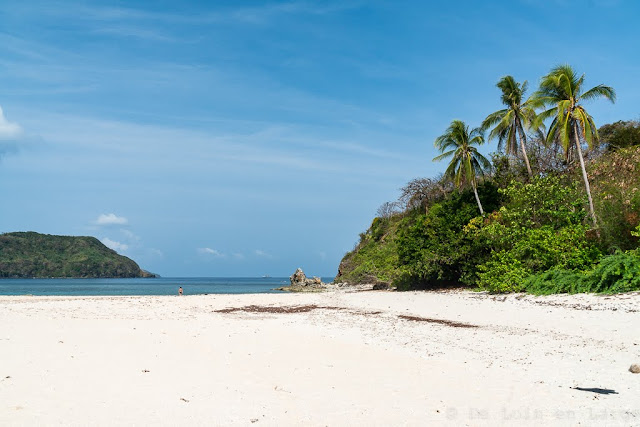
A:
<box><xmin>530</xmin><ymin>64</ymin><xmax>616</xmax><ymax>227</ymax></box>
<box><xmin>433</xmin><ymin>120</ymin><xmax>491</xmax><ymax>214</ymax></box>
<box><xmin>482</xmin><ymin>75</ymin><xmax>535</xmax><ymax>177</ymax></box>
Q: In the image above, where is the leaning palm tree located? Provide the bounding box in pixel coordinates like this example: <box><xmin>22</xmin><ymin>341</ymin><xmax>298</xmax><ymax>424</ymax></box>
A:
<box><xmin>433</xmin><ymin>120</ymin><xmax>491</xmax><ymax>214</ymax></box>
<box><xmin>530</xmin><ymin>65</ymin><xmax>616</xmax><ymax>228</ymax></box>
<box><xmin>482</xmin><ymin>75</ymin><xmax>535</xmax><ymax>178</ymax></box>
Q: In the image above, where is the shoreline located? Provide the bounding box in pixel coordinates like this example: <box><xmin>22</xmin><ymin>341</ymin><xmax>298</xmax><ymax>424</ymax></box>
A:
<box><xmin>1</xmin><ymin>291</ymin><xmax>639</xmax><ymax>425</ymax></box>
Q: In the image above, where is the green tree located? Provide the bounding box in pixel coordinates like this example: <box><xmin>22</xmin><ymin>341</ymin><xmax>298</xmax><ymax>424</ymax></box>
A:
<box><xmin>598</xmin><ymin>120</ymin><xmax>640</xmax><ymax>151</ymax></box>
<box><xmin>482</xmin><ymin>76</ymin><xmax>535</xmax><ymax>178</ymax></box>
<box><xmin>433</xmin><ymin>120</ymin><xmax>491</xmax><ymax>214</ymax></box>
<box><xmin>531</xmin><ymin>65</ymin><xmax>616</xmax><ymax>228</ymax></box>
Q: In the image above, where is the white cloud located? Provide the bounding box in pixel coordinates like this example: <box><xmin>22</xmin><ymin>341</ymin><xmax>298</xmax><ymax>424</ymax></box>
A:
<box><xmin>198</xmin><ymin>247</ymin><xmax>225</xmax><ymax>257</ymax></box>
<box><xmin>102</xmin><ymin>237</ymin><xmax>129</xmax><ymax>252</ymax></box>
<box><xmin>121</xmin><ymin>229</ymin><xmax>140</xmax><ymax>241</ymax></box>
<box><xmin>95</xmin><ymin>213</ymin><xmax>128</xmax><ymax>226</ymax></box>
<box><xmin>149</xmin><ymin>248</ymin><xmax>164</xmax><ymax>258</ymax></box>
<box><xmin>0</xmin><ymin>106</ymin><xmax>23</xmax><ymax>140</ymax></box>
<box><xmin>254</xmin><ymin>249</ymin><xmax>273</xmax><ymax>259</ymax></box>
<box><xmin>232</xmin><ymin>252</ymin><xmax>245</xmax><ymax>260</ymax></box>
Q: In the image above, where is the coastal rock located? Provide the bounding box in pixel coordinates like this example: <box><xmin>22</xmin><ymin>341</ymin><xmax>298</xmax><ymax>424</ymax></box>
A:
<box><xmin>289</xmin><ymin>268</ymin><xmax>325</xmax><ymax>288</ymax></box>
<box><xmin>290</xmin><ymin>268</ymin><xmax>308</xmax><ymax>286</ymax></box>
<box><xmin>630</xmin><ymin>364</ymin><xmax>640</xmax><ymax>374</ymax></box>
<box><xmin>277</xmin><ymin>268</ymin><xmax>329</xmax><ymax>292</ymax></box>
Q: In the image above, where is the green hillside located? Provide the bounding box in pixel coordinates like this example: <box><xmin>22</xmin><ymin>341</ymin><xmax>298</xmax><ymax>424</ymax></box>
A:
<box><xmin>0</xmin><ymin>232</ymin><xmax>155</xmax><ymax>278</ymax></box>
<box><xmin>336</xmin><ymin>145</ymin><xmax>640</xmax><ymax>294</ymax></box>
<box><xmin>335</xmin><ymin>65</ymin><xmax>640</xmax><ymax>295</ymax></box>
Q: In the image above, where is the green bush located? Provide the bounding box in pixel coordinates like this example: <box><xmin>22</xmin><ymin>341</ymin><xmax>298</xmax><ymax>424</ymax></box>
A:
<box><xmin>524</xmin><ymin>252</ymin><xmax>640</xmax><ymax>294</ymax></box>
<box><xmin>587</xmin><ymin>252</ymin><xmax>640</xmax><ymax>293</ymax></box>
<box><xmin>475</xmin><ymin>176</ymin><xmax>601</xmax><ymax>292</ymax></box>
<box><xmin>475</xmin><ymin>251</ymin><xmax>529</xmax><ymax>292</ymax></box>
<box><xmin>396</xmin><ymin>182</ymin><xmax>500</xmax><ymax>288</ymax></box>
<box><xmin>522</xmin><ymin>269</ymin><xmax>584</xmax><ymax>295</ymax></box>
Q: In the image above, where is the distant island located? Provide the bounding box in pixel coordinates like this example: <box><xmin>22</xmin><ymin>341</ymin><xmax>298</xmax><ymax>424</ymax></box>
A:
<box><xmin>0</xmin><ymin>231</ymin><xmax>156</xmax><ymax>278</ymax></box>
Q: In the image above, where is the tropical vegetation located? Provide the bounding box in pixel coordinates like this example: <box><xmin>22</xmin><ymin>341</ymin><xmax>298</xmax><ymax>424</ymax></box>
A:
<box><xmin>482</xmin><ymin>76</ymin><xmax>535</xmax><ymax>178</ymax></box>
<box><xmin>433</xmin><ymin>120</ymin><xmax>491</xmax><ymax>214</ymax></box>
<box><xmin>530</xmin><ymin>64</ymin><xmax>616</xmax><ymax>228</ymax></box>
<box><xmin>336</xmin><ymin>64</ymin><xmax>640</xmax><ymax>294</ymax></box>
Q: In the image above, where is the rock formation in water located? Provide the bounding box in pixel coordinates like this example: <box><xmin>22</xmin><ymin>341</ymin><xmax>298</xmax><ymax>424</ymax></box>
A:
<box><xmin>276</xmin><ymin>268</ymin><xmax>328</xmax><ymax>292</ymax></box>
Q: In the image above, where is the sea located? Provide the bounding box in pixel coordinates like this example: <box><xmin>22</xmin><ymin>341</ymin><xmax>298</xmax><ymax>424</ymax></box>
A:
<box><xmin>0</xmin><ymin>277</ymin><xmax>334</xmax><ymax>296</ymax></box>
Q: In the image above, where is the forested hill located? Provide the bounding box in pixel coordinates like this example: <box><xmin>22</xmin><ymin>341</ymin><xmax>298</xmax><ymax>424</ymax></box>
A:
<box><xmin>0</xmin><ymin>232</ymin><xmax>155</xmax><ymax>278</ymax></box>
<box><xmin>335</xmin><ymin>64</ymin><xmax>639</xmax><ymax>295</ymax></box>
<box><xmin>336</xmin><ymin>141</ymin><xmax>640</xmax><ymax>294</ymax></box>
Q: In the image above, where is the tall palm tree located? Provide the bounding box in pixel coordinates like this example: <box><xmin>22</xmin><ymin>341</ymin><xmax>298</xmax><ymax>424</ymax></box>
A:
<box><xmin>433</xmin><ymin>120</ymin><xmax>491</xmax><ymax>214</ymax></box>
<box><xmin>482</xmin><ymin>75</ymin><xmax>535</xmax><ymax>178</ymax></box>
<box><xmin>531</xmin><ymin>65</ymin><xmax>616</xmax><ymax>228</ymax></box>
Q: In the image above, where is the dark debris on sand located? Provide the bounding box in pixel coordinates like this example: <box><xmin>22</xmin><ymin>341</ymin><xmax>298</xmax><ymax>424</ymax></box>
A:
<box><xmin>214</xmin><ymin>304</ymin><xmax>381</xmax><ymax>316</ymax></box>
<box><xmin>215</xmin><ymin>305</ymin><xmax>478</xmax><ymax>328</ymax></box>
<box><xmin>398</xmin><ymin>314</ymin><xmax>479</xmax><ymax>328</ymax></box>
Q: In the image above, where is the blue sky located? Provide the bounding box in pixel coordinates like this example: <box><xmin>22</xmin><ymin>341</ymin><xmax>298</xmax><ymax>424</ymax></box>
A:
<box><xmin>0</xmin><ymin>0</ymin><xmax>638</xmax><ymax>277</ymax></box>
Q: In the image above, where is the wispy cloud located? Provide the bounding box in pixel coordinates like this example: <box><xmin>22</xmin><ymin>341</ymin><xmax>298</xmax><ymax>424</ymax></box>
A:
<box><xmin>95</xmin><ymin>213</ymin><xmax>128</xmax><ymax>226</ymax></box>
<box><xmin>254</xmin><ymin>249</ymin><xmax>273</xmax><ymax>259</ymax></box>
<box><xmin>17</xmin><ymin>109</ymin><xmax>419</xmax><ymax>179</ymax></box>
<box><xmin>149</xmin><ymin>248</ymin><xmax>164</xmax><ymax>258</ymax></box>
<box><xmin>102</xmin><ymin>237</ymin><xmax>128</xmax><ymax>252</ymax></box>
<box><xmin>228</xmin><ymin>1</ymin><xmax>364</xmax><ymax>25</ymax></box>
<box><xmin>198</xmin><ymin>247</ymin><xmax>225</xmax><ymax>257</ymax></box>
<box><xmin>92</xmin><ymin>26</ymin><xmax>177</xmax><ymax>42</ymax></box>
<box><xmin>121</xmin><ymin>229</ymin><xmax>140</xmax><ymax>241</ymax></box>
<box><xmin>0</xmin><ymin>106</ymin><xmax>23</xmax><ymax>140</ymax></box>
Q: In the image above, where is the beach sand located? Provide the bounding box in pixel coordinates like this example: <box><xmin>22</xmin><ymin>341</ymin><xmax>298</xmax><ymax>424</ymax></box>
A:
<box><xmin>1</xmin><ymin>290</ymin><xmax>639</xmax><ymax>426</ymax></box>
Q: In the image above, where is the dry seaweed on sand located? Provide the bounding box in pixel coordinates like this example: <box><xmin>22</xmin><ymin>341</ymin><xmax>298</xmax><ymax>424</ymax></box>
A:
<box><xmin>398</xmin><ymin>314</ymin><xmax>478</xmax><ymax>328</ymax></box>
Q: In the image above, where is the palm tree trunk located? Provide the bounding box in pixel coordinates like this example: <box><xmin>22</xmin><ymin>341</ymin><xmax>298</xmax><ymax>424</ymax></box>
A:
<box><xmin>472</xmin><ymin>181</ymin><xmax>484</xmax><ymax>215</ymax></box>
<box><xmin>516</xmin><ymin>119</ymin><xmax>533</xmax><ymax>178</ymax></box>
<box><xmin>573</xmin><ymin>121</ymin><xmax>598</xmax><ymax>229</ymax></box>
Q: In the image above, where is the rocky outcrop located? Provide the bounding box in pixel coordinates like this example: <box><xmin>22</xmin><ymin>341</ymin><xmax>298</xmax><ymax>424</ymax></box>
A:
<box><xmin>276</xmin><ymin>268</ymin><xmax>330</xmax><ymax>292</ymax></box>
<box><xmin>276</xmin><ymin>268</ymin><xmax>395</xmax><ymax>293</ymax></box>
<box><xmin>290</xmin><ymin>268</ymin><xmax>322</xmax><ymax>286</ymax></box>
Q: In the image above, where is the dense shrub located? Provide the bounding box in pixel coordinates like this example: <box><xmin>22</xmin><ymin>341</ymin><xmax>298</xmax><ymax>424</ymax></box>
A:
<box><xmin>524</xmin><ymin>252</ymin><xmax>640</xmax><ymax>294</ymax></box>
<box><xmin>474</xmin><ymin>176</ymin><xmax>601</xmax><ymax>292</ymax></box>
<box><xmin>588</xmin><ymin>146</ymin><xmax>640</xmax><ymax>251</ymax></box>
<box><xmin>395</xmin><ymin>182</ymin><xmax>500</xmax><ymax>288</ymax></box>
<box><xmin>336</xmin><ymin>215</ymin><xmax>401</xmax><ymax>284</ymax></box>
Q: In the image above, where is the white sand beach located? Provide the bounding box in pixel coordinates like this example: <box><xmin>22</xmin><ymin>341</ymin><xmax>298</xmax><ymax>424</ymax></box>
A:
<box><xmin>1</xmin><ymin>290</ymin><xmax>639</xmax><ymax>426</ymax></box>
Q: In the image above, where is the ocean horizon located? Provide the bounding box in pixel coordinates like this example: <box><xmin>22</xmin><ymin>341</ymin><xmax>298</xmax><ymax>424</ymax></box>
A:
<box><xmin>0</xmin><ymin>277</ymin><xmax>335</xmax><ymax>296</ymax></box>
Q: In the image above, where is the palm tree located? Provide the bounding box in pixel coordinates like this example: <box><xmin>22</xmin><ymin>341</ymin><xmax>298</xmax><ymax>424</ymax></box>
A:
<box><xmin>433</xmin><ymin>120</ymin><xmax>491</xmax><ymax>214</ymax></box>
<box><xmin>482</xmin><ymin>75</ymin><xmax>535</xmax><ymax>178</ymax></box>
<box><xmin>531</xmin><ymin>65</ymin><xmax>616</xmax><ymax>228</ymax></box>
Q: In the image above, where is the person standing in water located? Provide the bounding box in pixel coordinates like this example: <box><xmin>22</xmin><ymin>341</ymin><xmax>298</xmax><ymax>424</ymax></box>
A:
<box><xmin>178</xmin><ymin>286</ymin><xmax>183</xmax><ymax>296</ymax></box>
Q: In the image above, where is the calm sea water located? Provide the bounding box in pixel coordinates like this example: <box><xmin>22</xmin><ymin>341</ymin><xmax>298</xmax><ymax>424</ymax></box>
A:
<box><xmin>0</xmin><ymin>277</ymin><xmax>334</xmax><ymax>296</ymax></box>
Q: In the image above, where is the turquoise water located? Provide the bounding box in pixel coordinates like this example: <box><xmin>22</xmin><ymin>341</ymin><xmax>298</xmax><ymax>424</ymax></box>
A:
<box><xmin>0</xmin><ymin>277</ymin><xmax>333</xmax><ymax>296</ymax></box>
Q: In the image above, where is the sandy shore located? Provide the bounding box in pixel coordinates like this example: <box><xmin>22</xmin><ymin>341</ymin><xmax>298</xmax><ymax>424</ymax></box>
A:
<box><xmin>1</xmin><ymin>290</ymin><xmax>639</xmax><ymax>426</ymax></box>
